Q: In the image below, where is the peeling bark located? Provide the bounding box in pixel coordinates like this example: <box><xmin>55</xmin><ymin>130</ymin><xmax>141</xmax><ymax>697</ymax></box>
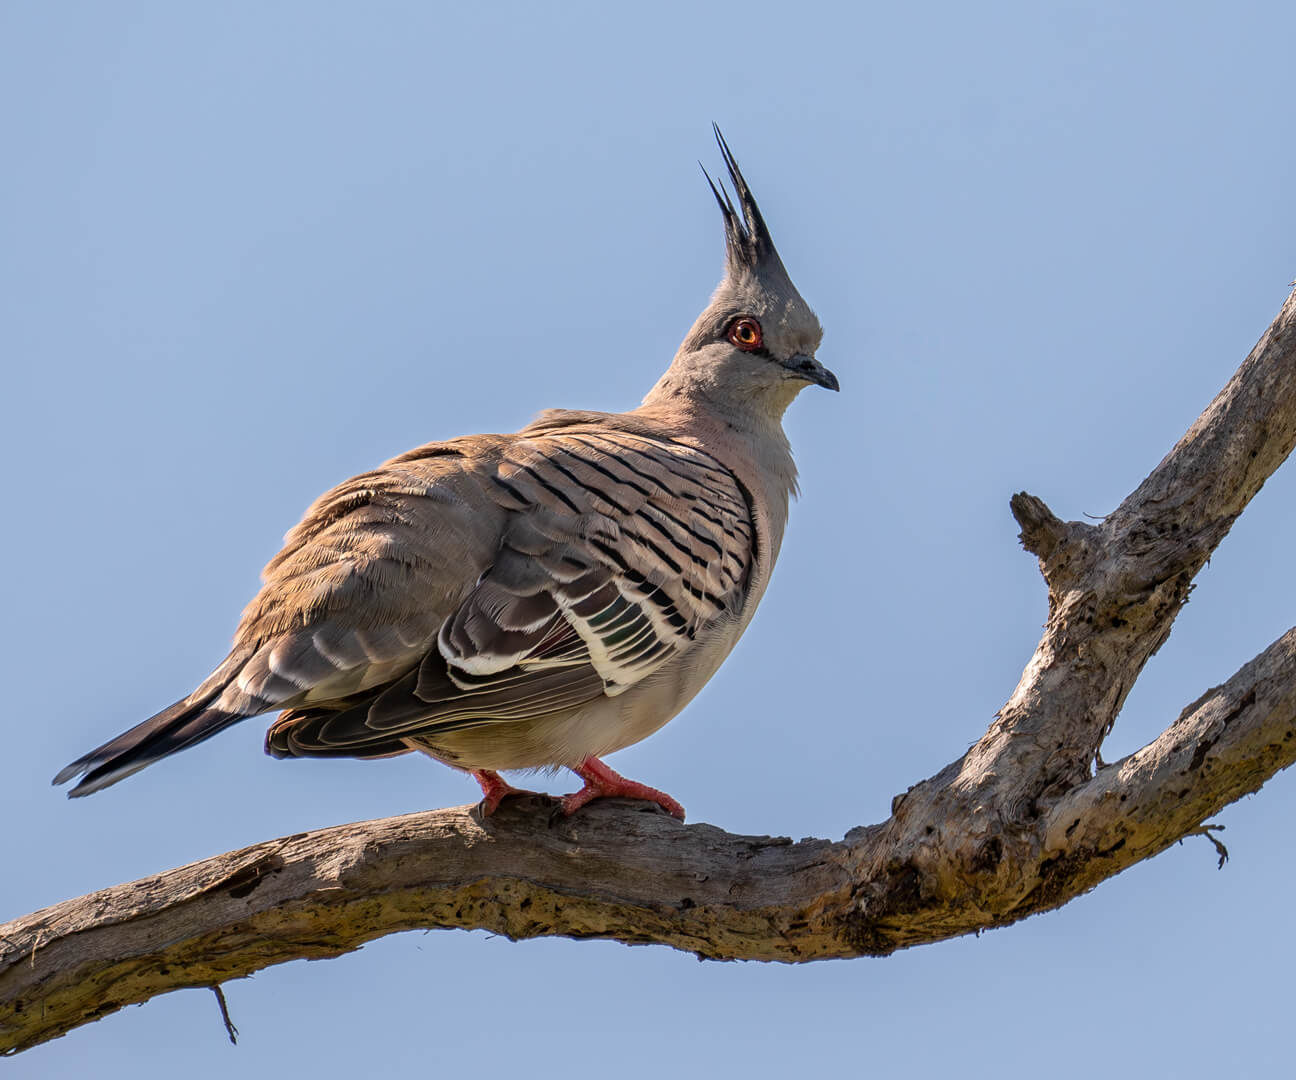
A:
<box><xmin>3</xmin><ymin>289</ymin><xmax>1295</xmax><ymax>1057</ymax></box>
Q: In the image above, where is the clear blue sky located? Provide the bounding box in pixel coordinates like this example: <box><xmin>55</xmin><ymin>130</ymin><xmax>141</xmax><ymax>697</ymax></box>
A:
<box><xmin>4</xmin><ymin>2</ymin><xmax>1295</xmax><ymax>1076</ymax></box>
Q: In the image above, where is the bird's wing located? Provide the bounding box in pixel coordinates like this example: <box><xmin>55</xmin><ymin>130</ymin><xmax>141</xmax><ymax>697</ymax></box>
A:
<box><xmin>266</xmin><ymin>422</ymin><xmax>755</xmax><ymax>755</ymax></box>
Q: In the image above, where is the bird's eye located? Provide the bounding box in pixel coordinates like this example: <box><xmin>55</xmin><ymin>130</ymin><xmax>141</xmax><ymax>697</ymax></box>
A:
<box><xmin>727</xmin><ymin>317</ymin><xmax>763</xmax><ymax>351</ymax></box>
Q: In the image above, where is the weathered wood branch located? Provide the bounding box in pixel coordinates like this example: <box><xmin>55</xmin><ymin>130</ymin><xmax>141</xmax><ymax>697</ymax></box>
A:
<box><xmin>3</xmin><ymin>289</ymin><xmax>1295</xmax><ymax>1057</ymax></box>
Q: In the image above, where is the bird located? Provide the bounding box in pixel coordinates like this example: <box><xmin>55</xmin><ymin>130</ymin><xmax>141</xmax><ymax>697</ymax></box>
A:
<box><xmin>54</xmin><ymin>127</ymin><xmax>837</xmax><ymax>821</ymax></box>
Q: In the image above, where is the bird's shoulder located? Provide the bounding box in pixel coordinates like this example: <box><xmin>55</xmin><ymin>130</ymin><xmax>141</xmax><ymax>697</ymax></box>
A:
<box><xmin>281</xmin><ymin>410</ymin><xmax>747</xmax><ymax>536</ymax></box>
<box><xmin>515</xmin><ymin>409</ymin><xmax>751</xmax><ymax>507</ymax></box>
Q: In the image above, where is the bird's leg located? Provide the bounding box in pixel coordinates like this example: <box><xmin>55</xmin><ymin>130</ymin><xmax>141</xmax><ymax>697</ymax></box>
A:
<box><xmin>559</xmin><ymin>756</ymin><xmax>686</xmax><ymax>820</ymax></box>
<box><xmin>472</xmin><ymin>769</ymin><xmax>534</xmax><ymax>815</ymax></box>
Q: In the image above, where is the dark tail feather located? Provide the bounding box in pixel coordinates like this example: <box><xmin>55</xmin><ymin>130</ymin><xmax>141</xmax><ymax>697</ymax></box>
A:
<box><xmin>53</xmin><ymin>693</ymin><xmax>246</xmax><ymax>797</ymax></box>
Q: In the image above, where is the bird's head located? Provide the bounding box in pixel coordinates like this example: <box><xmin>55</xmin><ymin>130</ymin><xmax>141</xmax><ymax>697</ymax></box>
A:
<box><xmin>648</xmin><ymin>126</ymin><xmax>835</xmax><ymax>420</ymax></box>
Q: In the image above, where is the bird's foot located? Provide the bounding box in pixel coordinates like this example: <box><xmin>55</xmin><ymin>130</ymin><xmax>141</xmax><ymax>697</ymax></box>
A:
<box><xmin>559</xmin><ymin>756</ymin><xmax>686</xmax><ymax>821</ymax></box>
<box><xmin>473</xmin><ymin>770</ymin><xmax>536</xmax><ymax>815</ymax></box>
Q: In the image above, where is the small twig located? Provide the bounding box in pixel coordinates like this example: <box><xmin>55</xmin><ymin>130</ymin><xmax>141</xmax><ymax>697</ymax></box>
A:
<box><xmin>1182</xmin><ymin>824</ymin><xmax>1229</xmax><ymax>869</ymax></box>
<box><xmin>210</xmin><ymin>984</ymin><xmax>238</xmax><ymax>1045</ymax></box>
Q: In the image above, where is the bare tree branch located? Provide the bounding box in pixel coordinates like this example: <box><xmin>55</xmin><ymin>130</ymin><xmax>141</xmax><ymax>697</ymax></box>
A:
<box><xmin>3</xmin><ymin>289</ymin><xmax>1295</xmax><ymax>1057</ymax></box>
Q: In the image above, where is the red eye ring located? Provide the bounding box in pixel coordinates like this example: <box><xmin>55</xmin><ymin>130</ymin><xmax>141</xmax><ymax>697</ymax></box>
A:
<box><xmin>727</xmin><ymin>317</ymin><xmax>763</xmax><ymax>351</ymax></box>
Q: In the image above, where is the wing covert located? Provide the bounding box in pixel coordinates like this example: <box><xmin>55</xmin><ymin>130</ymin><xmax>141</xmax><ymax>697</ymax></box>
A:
<box><xmin>439</xmin><ymin>430</ymin><xmax>753</xmax><ymax>694</ymax></box>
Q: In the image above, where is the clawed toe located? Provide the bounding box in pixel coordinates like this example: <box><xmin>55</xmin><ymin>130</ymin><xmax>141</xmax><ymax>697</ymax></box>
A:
<box><xmin>473</xmin><ymin>770</ymin><xmax>536</xmax><ymax>815</ymax></box>
<box><xmin>558</xmin><ymin>756</ymin><xmax>686</xmax><ymax>821</ymax></box>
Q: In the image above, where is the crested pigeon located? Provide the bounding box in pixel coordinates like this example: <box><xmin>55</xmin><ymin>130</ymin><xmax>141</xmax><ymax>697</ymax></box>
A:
<box><xmin>54</xmin><ymin>127</ymin><xmax>836</xmax><ymax>820</ymax></box>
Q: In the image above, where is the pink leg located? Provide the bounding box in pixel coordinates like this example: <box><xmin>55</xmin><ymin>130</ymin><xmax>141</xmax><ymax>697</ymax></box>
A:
<box><xmin>560</xmin><ymin>757</ymin><xmax>686</xmax><ymax>821</ymax></box>
<box><xmin>473</xmin><ymin>770</ymin><xmax>535</xmax><ymax>815</ymax></box>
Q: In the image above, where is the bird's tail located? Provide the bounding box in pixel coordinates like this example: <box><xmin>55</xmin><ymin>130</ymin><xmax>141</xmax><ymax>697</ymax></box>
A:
<box><xmin>54</xmin><ymin>662</ymin><xmax>250</xmax><ymax>797</ymax></box>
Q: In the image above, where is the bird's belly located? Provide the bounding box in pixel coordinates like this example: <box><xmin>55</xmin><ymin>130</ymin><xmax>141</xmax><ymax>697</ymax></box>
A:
<box><xmin>413</xmin><ymin>696</ymin><xmax>670</xmax><ymax>772</ymax></box>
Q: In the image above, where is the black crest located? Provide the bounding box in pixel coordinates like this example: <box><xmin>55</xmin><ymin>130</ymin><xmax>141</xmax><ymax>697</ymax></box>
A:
<box><xmin>702</xmin><ymin>124</ymin><xmax>786</xmax><ymax>278</ymax></box>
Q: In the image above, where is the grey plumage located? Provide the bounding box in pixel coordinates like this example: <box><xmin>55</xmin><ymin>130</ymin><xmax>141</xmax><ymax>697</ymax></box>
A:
<box><xmin>55</xmin><ymin>128</ymin><xmax>836</xmax><ymax>817</ymax></box>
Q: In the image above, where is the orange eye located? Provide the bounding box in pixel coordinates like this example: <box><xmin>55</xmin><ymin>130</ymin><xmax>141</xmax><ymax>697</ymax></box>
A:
<box><xmin>728</xmin><ymin>317</ymin><xmax>763</xmax><ymax>351</ymax></box>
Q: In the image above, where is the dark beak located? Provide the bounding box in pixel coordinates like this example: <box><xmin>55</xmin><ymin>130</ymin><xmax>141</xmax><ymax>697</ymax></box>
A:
<box><xmin>782</xmin><ymin>354</ymin><xmax>840</xmax><ymax>392</ymax></box>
